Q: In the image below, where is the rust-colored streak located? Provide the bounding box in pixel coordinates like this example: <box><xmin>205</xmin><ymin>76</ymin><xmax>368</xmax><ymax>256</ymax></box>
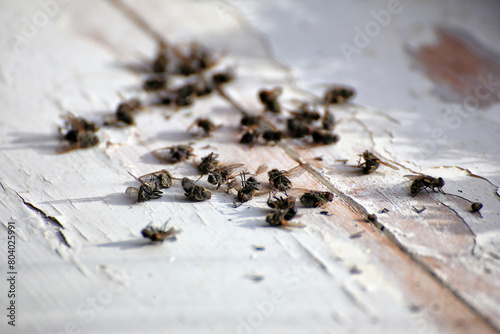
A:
<box><xmin>410</xmin><ymin>27</ymin><xmax>500</xmax><ymax>109</ymax></box>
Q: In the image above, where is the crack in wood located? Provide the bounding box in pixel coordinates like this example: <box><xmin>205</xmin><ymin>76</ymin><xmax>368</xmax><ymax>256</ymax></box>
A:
<box><xmin>347</xmin><ymin>103</ymin><xmax>402</xmax><ymax>125</ymax></box>
<box><xmin>292</xmin><ymin>236</ymin><xmax>331</xmax><ymax>277</ymax></box>
<box><xmin>432</xmin><ymin>165</ymin><xmax>500</xmax><ymax>198</ymax></box>
<box><xmin>348</xmin><ymin>113</ymin><xmax>376</xmax><ymax>149</ymax></box>
<box><xmin>439</xmin><ymin>202</ymin><xmax>477</xmax><ymax>257</ymax></box>
<box><xmin>380</xmin><ymin>148</ymin><xmax>422</xmax><ymax>175</ymax></box>
<box><xmin>16</xmin><ymin>192</ymin><xmax>71</xmax><ymax>248</ymax></box>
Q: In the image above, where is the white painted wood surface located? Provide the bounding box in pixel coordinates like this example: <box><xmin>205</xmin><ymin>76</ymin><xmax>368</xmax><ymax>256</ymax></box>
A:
<box><xmin>1</xmin><ymin>1</ymin><xmax>500</xmax><ymax>333</ymax></box>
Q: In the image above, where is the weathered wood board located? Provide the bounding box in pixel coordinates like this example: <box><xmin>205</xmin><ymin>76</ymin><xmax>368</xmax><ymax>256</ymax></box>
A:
<box><xmin>1</xmin><ymin>1</ymin><xmax>500</xmax><ymax>333</ymax></box>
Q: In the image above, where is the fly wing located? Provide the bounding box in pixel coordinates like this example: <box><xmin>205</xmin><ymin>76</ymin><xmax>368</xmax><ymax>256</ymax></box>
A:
<box><xmin>287</xmin><ymin>164</ymin><xmax>307</xmax><ymax>178</ymax></box>
<box><xmin>379</xmin><ymin>161</ymin><xmax>399</xmax><ymax>170</ymax></box>
<box><xmin>138</xmin><ymin>171</ymin><xmax>159</xmax><ymax>184</ymax></box>
<box><xmin>403</xmin><ymin>174</ymin><xmax>426</xmax><ymax>181</ymax></box>
<box><xmin>125</xmin><ymin>187</ymin><xmax>139</xmax><ymax>200</ymax></box>
<box><xmin>269</xmin><ymin>164</ymin><xmax>306</xmax><ymax>181</ymax></box>
<box><xmin>283</xmin><ymin>188</ymin><xmax>309</xmax><ymax>197</ymax></box>
<box><xmin>225</xmin><ymin>179</ymin><xmax>240</xmax><ymax>192</ymax></box>
<box><xmin>217</xmin><ymin>163</ymin><xmax>245</xmax><ymax>173</ymax></box>
<box><xmin>255</xmin><ymin>164</ymin><xmax>268</xmax><ymax>175</ymax></box>
<box><xmin>151</xmin><ymin>147</ymin><xmax>171</xmax><ymax>160</ymax></box>
<box><xmin>61</xmin><ymin>112</ymin><xmax>83</xmax><ymax>130</ymax></box>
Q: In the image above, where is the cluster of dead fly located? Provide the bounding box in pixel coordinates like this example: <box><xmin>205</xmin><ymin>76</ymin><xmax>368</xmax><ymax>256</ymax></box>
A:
<box><xmin>56</xmin><ymin>49</ymin><xmax>351</xmax><ymax>152</ymax></box>
<box><xmin>55</xmin><ymin>40</ymin><xmax>483</xmax><ymax>241</ymax></box>
<box><xmin>126</xmin><ymin>150</ymin><xmax>339</xmax><ymax>240</ymax></box>
<box><xmin>57</xmin><ymin>41</ymin><xmax>234</xmax><ymax>152</ymax></box>
<box><xmin>237</xmin><ymin>86</ymin><xmax>349</xmax><ymax>147</ymax></box>
<box><xmin>132</xmin><ymin>149</ymin><xmax>482</xmax><ymax>243</ymax></box>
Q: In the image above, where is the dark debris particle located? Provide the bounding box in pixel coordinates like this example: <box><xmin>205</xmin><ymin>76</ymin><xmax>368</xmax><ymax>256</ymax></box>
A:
<box><xmin>409</xmin><ymin>304</ymin><xmax>421</xmax><ymax>313</ymax></box>
<box><xmin>349</xmin><ymin>231</ymin><xmax>364</xmax><ymax>239</ymax></box>
<box><xmin>471</xmin><ymin>202</ymin><xmax>483</xmax><ymax>212</ymax></box>
<box><xmin>412</xmin><ymin>206</ymin><xmax>426</xmax><ymax>214</ymax></box>
<box><xmin>349</xmin><ymin>265</ymin><xmax>362</xmax><ymax>275</ymax></box>
<box><xmin>245</xmin><ymin>274</ymin><xmax>265</xmax><ymax>282</ymax></box>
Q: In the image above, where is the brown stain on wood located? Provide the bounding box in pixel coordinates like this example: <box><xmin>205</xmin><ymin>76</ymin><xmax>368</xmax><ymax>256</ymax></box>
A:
<box><xmin>410</xmin><ymin>27</ymin><xmax>500</xmax><ymax>109</ymax></box>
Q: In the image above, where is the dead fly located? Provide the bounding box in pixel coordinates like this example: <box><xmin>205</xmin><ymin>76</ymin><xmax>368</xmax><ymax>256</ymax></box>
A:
<box><xmin>358</xmin><ymin>150</ymin><xmax>398</xmax><ymax>174</ymax></box>
<box><xmin>177</xmin><ymin>42</ymin><xmax>217</xmax><ymax>76</ymax></box>
<box><xmin>198</xmin><ymin>152</ymin><xmax>220</xmax><ymax>175</ymax></box>
<box><xmin>139</xmin><ymin>169</ymin><xmax>175</xmax><ymax>189</ymax></box>
<box><xmin>207</xmin><ymin>163</ymin><xmax>244</xmax><ymax>189</ymax></box>
<box><xmin>322</xmin><ymin>106</ymin><xmax>336</xmax><ymax>131</ymax></box>
<box><xmin>323</xmin><ymin>85</ymin><xmax>356</xmax><ymax>104</ymax></box>
<box><xmin>187</xmin><ymin>118</ymin><xmax>218</xmax><ymax>137</ymax></box>
<box><xmin>311</xmin><ymin>129</ymin><xmax>339</xmax><ymax>145</ymax></box>
<box><xmin>287</xmin><ymin>118</ymin><xmax>312</xmax><ymax>138</ymax></box>
<box><xmin>258</xmin><ymin>87</ymin><xmax>282</xmax><ymax>113</ymax></box>
<box><xmin>265</xmin><ymin>208</ymin><xmax>304</xmax><ymax>228</ymax></box>
<box><xmin>240</xmin><ymin>128</ymin><xmax>261</xmax><ymax>145</ymax></box>
<box><xmin>234</xmin><ymin>167</ymin><xmax>267</xmax><ymax>203</ymax></box>
<box><xmin>268</xmin><ymin>165</ymin><xmax>305</xmax><ymax>192</ymax></box>
<box><xmin>240</xmin><ymin>114</ymin><xmax>261</xmax><ymax>127</ymax></box>
<box><xmin>173</xmin><ymin>83</ymin><xmax>196</xmax><ymax>107</ymax></box>
<box><xmin>267</xmin><ymin>195</ymin><xmax>297</xmax><ymax>220</ymax></box>
<box><xmin>151</xmin><ymin>83</ymin><xmax>196</xmax><ymax>108</ymax></box>
<box><xmin>212</xmin><ymin>67</ymin><xmax>235</xmax><ymax>86</ymax></box>
<box><xmin>193</xmin><ymin>76</ymin><xmax>215</xmax><ymax>97</ymax></box>
<box><xmin>262</xmin><ymin>130</ymin><xmax>283</xmax><ymax>143</ymax></box>
<box><xmin>404</xmin><ymin>174</ymin><xmax>445</xmax><ymax>197</ymax></box>
<box><xmin>189</xmin><ymin>42</ymin><xmax>218</xmax><ymax>71</ymax></box>
<box><xmin>151</xmin><ymin>41</ymin><xmax>169</xmax><ymax>73</ymax></box>
<box><xmin>151</xmin><ymin>144</ymin><xmax>194</xmax><ymax>163</ymax></box>
<box><xmin>182</xmin><ymin>177</ymin><xmax>212</xmax><ymax>201</ymax></box>
<box><xmin>142</xmin><ymin>74</ymin><xmax>167</xmax><ymax>91</ymax></box>
<box><xmin>290</xmin><ymin>102</ymin><xmax>321</xmax><ymax>124</ymax></box>
<box><xmin>115</xmin><ymin>98</ymin><xmax>142</xmax><ymax>125</ymax></box>
<box><xmin>300</xmin><ymin>191</ymin><xmax>334</xmax><ymax>208</ymax></box>
<box><xmin>141</xmin><ymin>220</ymin><xmax>180</xmax><ymax>243</ymax></box>
<box><xmin>58</xmin><ymin>112</ymin><xmax>99</xmax><ymax>153</ymax></box>
<box><xmin>125</xmin><ymin>178</ymin><xmax>163</xmax><ymax>203</ymax></box>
